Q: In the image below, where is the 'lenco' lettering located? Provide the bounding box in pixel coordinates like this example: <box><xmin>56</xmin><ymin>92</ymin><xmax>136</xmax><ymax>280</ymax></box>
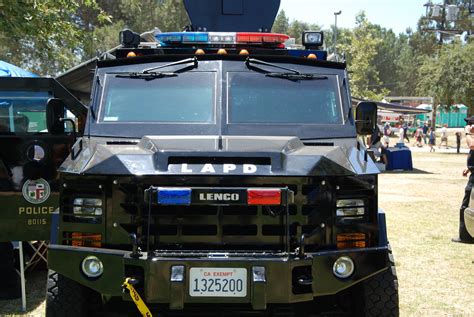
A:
<box><xmin>199</xmin><ymin>193</ymin><xmax>240</xmax><ymax>201</ymax></box>
<box><xmin>180</xmin><ymin>163</ymin><xmax>257</xmax><ymax>174</ymax></box>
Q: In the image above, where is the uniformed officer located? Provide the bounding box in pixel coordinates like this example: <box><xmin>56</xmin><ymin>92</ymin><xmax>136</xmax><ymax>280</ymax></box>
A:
<box><xmin>453</xmin><ymin>116</ymin><xmax>474</xmax><ymax>243</ymax></box>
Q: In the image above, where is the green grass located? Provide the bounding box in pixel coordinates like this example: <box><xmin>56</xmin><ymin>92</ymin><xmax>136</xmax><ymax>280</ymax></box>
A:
<box><xmin>380</xmin><ymin>150</ymin><xmax>474</xmax><ymax>316</ymax></box>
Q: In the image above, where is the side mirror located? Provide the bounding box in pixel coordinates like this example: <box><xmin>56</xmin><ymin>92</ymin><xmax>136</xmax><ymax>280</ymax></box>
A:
<box><xmin>355</xmin><ymin>102</ymin><xmax>377</xmax><ymax>135</ymax></box>
<box><xmin>46</xmin><ymin>98</ymin><xmax>65</xmax><ymax>135</ymax></box>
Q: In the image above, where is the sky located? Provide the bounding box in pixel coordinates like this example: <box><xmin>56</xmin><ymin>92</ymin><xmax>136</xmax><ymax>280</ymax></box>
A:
<box><xmin>279</xmin><ymin>0</ymin><xmax>428</xmax><ymax>34</ymax></box>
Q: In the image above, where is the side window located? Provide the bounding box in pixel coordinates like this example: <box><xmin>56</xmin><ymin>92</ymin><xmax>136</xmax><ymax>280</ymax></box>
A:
<box><xmin>0</xmin><ymin>91</ymin><xmax>52</xmax><ymax>133</ymax></box>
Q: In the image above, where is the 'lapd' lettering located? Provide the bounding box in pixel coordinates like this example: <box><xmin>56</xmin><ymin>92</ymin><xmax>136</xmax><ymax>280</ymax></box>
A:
<box><xmin>180</xmin><ymin>164</ymin><xmax>258</xmax><ymax>174</ymax></box>
<box><xmin>243</xmin><ymin>164</ymin><xmax>257</xmax><ymax>174</ymax></box>
<box><xmin>201</xmin><ymin>164</ymin><xmax>216</xmax><ymax>173</ymax></box>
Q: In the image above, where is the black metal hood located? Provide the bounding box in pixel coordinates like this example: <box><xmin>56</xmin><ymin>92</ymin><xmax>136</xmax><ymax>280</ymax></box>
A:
<box><xmin>59</xmin><ymin>136</ymin><xmax>379</xmax><ymax>177</ymax></box>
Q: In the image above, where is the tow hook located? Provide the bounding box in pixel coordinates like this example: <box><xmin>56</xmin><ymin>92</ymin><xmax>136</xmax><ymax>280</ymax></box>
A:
<box><xmin>122</xmin><ymin>277</ymin><xmax>152</xmax><ymax>317</ymax></box>
<box><xmin>129</xmin><ymin>233</ymin><xmax>142</xmax><ymax>259</ymax></box>
<box><xmin>298</xmin><ymin>277</ymin><xmax>313</xmax><ymax>285</ymax></box>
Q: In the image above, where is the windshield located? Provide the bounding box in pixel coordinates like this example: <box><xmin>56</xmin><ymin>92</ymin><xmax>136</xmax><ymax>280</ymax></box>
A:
<box><xmin>100</xmin><ymin>72</ymin><xmax>215</xmax><ymax>123</ymax></box>
<box><xmin>0</xmin><ymin>91</ymin><xmax>51</xmax><ymax>133</ymax></box>
<box><xmin>228</xmin><ymin>72</ymin><xmax>342</xmax><ymax>124</ymax></box>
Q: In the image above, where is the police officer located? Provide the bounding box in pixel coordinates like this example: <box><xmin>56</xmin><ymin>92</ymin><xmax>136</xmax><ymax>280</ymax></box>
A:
<box><xmin>453</xmin><ymin>116</ymin><xmax>474</xmax><ymax>243</ymax></box>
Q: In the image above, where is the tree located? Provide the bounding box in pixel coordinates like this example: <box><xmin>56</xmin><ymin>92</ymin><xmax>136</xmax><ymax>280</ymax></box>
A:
<box><xmin>341</xmin><ymin>12</ymin><xmax>389</xmax><ymax>100</ymax></box>
<box><xmin>417</xmin><ymin>41</ymin><xmax>474</xmax><ymax>121</ymax></box>
<box><xmin>91</xmin><ymin>0</ymin><xmax>189</xmax><ymax>56</ymax></box>
<box><xmin>286</xmin><ymin>20</ymin><xmax>321</xmax><ymax>44</ymax></box>
<box><xmin>272</xmin><ymin>10</ymin><xmax>289</xmax><ymax>34</ymax></box>
<box><xmin>0</xmin><ymin>0</ymin><xmax>189</xmax><ymax>75</ymax></box>
<box><xmin>0</xmin><ymin>0</ymin><xmax>109</xmax><ymax>75</ymax></box>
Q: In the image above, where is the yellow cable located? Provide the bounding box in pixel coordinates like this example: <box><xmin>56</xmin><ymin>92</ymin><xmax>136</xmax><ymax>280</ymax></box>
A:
<box><xmin>122</xmin><ymin>277</ymin><xmax>153</xmax><ymax>317</ymax></box>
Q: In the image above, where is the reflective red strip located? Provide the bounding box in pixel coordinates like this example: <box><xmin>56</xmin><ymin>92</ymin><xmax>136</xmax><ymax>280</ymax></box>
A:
<box><xmin>247</xmin><ymin>189</ymin><xmax>281</xmax><ymax>205</ymax></box>
<box><xmin>236</xmin><ymin>33</ymin><xmax>289</xmax><ymax>44</ymax></box>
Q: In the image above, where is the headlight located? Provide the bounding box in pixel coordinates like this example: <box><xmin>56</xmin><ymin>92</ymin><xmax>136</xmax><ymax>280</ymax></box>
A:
<box><xmin>81</xmin><ymin>256</ymin><xmax>104</xmax><ymax>278</ymax></box>
<box><xmin>336</xmin><ymin>199</ymin><xmax>365</xmax><ymax>217</ymax></box>
<box><xmin>333</xmin><ymin>256</ymin><xmax>355</xmax><ymax>279</ymax></box>
<box><xmin>73</xmin><ymin>198</ymin><xmax>103</xmax><ymax>215</ymax></box>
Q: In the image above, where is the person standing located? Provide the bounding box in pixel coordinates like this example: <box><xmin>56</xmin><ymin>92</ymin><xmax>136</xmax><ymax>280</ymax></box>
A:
<box><xmin>455</xmin><ymin>131</ymin><xmax>462</xmax><ymax>153</ymax></box>
<box><xmin>368</xmin><ymin>124</ymin><xmax>382</xmax><ymax>161</ymax></box>
<box><xmin>414</xmin><ymin>127</ymin><xmax>423</xmax><ymax>147</ymax></box>
<box><xmin>453</xmin><ymin>117</ymin><xmax>474</xmax><ymax>243</ymax></box>
<box><xmin>382</xmin><ymin>122</ymin><xmax>391</xmax><ymax>146</ymax></box>
<box><xmin>428</xmin><ymin>128</ymin><xmax>436</xmax><ymax>152</ymax></box>
<box><xmin>403</xmin><ymin>122</ymin><xmax>410</xmax><ymax>143</ymax></box>
<box><xmin>439</xmin><ymin>124</ymin><xmax>449</xmax><ymax>149</ymax></box>
<box><xmin>398</xmin><ymin>125</ymin><xmax>404</xmax><ymax>145</ymax></box>
<box><xmin>422</xmin><ymin>122</ymin><xmax>429</xmax><ymax>145</ymax></box>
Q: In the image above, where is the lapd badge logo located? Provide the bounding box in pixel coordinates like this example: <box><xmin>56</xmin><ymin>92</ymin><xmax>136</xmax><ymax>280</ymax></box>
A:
<box><xmin>22</xmin><ymin>178</ymin><xmax>51</xmax><ymax>204</ymax></box>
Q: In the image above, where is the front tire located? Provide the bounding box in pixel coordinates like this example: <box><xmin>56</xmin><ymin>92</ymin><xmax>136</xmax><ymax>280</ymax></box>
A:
<box><xmin>357</xmin><ymin>248</ymin><xmax>399</xmax><ymax>317</ymax></box>
<box><xmin>46</xmin><ymin>270</ymin><xmax>102</xmax><ymax>317</ymax></box>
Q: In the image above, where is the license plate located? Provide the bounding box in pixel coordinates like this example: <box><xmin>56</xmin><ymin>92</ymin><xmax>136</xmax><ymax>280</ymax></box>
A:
<box><xmin>189</xmin><ymin>268</ymin><xmax>247</xmax><ymax>297</ymax></box>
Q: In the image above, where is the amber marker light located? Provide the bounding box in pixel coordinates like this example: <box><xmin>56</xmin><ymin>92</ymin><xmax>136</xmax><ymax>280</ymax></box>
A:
<box><xmin>71</xmin><ymin>232</ymin><xmax>102</xmax><ymax>248</ymax></box>
<box><xmin>307</xmin><ymin>53</ymin><xmax>317</xmax><ymax>59</ymax></box>
<box><xmin>239</xmin><ymin>49</ymin><xmax>249</xmax><ymax>55</ymax></box>
<box><xmin>336</xmin><ymin>232</ymin><xmax>367</xmax><ymax>249</ymax></box>
<box><xmin>217</xmin><ymin>48</ymin><xmax>228</xmax><ymax>55</ymax></box>
<box><xmin>126</xmin><ymin>51</ymin><xmax>137</xmax><ymax>58</ymax></box>
<box><xmin>195</xmin><ymin>49</ymin><xmax>205</xmax><ymax>55</ymax></box>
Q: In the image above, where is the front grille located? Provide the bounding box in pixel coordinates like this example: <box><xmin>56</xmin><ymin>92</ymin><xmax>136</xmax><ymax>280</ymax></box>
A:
<box><xmin>113</xmin><ymin>176</ymin><xmax>376</xmax><ymax>252</ymax></box>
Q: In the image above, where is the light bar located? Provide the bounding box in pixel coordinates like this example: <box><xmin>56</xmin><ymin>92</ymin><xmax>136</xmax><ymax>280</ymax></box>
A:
<box><xmin>247</xmin><ymin>189</ymin><xmax>281</xmax><ymax>205</ymax></box>
<box><xmin>157</xmin><ymin>188</ymin><xmax>191</xmax><ymax>205</ymax></box>
<box><xmin>156</xmin><ymin>32</ymin><xmax>289</xmax><ymax>47</ymax></box>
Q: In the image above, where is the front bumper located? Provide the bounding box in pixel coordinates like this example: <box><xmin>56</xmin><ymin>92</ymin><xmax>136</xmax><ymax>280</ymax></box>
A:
<box><xmin>48</xmin><ymin>245</ymin><xmax>390</xmax><ymax>310</ymax></box>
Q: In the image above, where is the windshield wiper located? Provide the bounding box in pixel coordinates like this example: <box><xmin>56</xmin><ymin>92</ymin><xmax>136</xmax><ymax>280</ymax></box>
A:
<box><xmin>266</xmin><ymin>72</ymin><xmax>328</xmax><ymax>80</ymax></box>
<box><xmin>245</xmin><ymin>57</ymin><xmax>327</xmax><ymax>81</ymax></box>
<box><xmin>142</xmin><ymin>57</ymin><xmax>198</xmax><ymax>73</ymax></box>
<box><xmin>245</xmin><ymin>57</ymin><xmax>299</xmax><ymax>74</ymax></box>
<box><xmin>115</xmin><ymin>72</ymin><xmax>178</xmax><ymax>80</ymax></box>
<box><xmin>114</xmin><ymin>57</ymin><xmax>199</xmax><ymax>80</ymax></box>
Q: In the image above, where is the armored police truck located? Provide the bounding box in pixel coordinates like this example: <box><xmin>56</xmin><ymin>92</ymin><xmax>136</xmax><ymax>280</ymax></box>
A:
<box><xmin>45</xmin><ymin>0</ymin><xmax>398</xmax><ymax>316</ymax></box>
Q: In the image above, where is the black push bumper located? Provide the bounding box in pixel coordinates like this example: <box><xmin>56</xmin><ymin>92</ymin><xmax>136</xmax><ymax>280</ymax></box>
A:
<box><xmin>48</xmin><ymin>245</ymin><xmax>390</xmax><ymax>310</ymax></box>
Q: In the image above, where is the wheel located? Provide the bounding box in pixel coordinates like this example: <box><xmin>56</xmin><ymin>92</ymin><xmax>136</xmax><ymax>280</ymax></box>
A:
<box><xmin>46</xmin><ymin>270</ymin><xmax>102</xmax><ymax>317</ymax></box>
<box><xmin>459</xmin><ymin>223</ymin><xmax>474</xmax><ymax>242</ymax></box>
<box><xmin>357</xmin><ymin>248</ymin><xmax>399</xmax><ymax>317</ymax></box>
<box><xmin>460</xmin><ymin>210</ymin><xmax>474</xmax><ymax>243</ymax></box>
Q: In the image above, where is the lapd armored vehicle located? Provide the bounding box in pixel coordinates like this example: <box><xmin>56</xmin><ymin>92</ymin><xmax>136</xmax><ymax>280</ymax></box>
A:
<box><xmin>45</xmin><ymin>0</ymin><xmax>398</xmax><ymax>316</ymax></box>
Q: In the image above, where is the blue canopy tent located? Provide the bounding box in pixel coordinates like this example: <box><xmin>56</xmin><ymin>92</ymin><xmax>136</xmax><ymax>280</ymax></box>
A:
<box><xmin>0</xmin><ymin>60</ymin><xmax>37</xmax><ymax>78</ymax></box>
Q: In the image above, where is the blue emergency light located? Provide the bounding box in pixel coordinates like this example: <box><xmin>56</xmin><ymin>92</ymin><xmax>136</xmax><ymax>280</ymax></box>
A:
<box><xmin>157</xmin><ymin>32</ymin><xmax>209</xmax><ymax>44</ymax></box>
<box><xmin>157</xmin><ymin>188</ymin><xmax>192</xmax><ymax>205</ymax></box>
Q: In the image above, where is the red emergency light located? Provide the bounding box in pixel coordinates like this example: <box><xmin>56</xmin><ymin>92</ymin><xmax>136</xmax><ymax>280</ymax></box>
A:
<box><xmin>247</xmin><ymin>189</ymin><xmax>281</xmax><ymax>205</ymax></box>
